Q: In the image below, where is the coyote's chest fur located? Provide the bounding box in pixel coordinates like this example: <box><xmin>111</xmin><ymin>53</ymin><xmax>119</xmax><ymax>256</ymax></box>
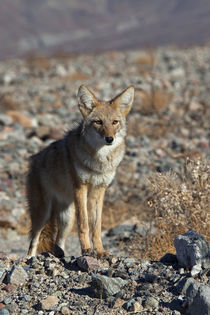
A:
<box><xmin>72</xmin><ymin>134</ymin><xmax>125</xmax><ymax>186</ymax></box>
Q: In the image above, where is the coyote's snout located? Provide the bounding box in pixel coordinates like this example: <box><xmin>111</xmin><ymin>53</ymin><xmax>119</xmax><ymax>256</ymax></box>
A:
<box><xmin>27</xmin><ymin>85</ymin><xmax>134</xmax><ymax>257</ymax></box>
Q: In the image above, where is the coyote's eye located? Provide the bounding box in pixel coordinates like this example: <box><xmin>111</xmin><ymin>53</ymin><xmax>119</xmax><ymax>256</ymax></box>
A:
<box><xmin>112</xmin><ymin>120</ymin><xmax>119</xmax><ymax>125</ymax></box>
<box><xmin>94</xmin><ymin>120</ymin><xmax>103</xmax><ymax>125</ymax></box>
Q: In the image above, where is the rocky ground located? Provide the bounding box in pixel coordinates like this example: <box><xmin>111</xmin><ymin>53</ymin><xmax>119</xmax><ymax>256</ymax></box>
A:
<box><xmin>0</xmin><ymin>46</ymin><xmax>209</xmax><ymax>314</ymax></box>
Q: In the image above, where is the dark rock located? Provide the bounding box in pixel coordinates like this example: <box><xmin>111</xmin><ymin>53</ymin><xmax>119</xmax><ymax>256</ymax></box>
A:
<box><xmin>160</xmin><ymin>253</ymin><xmax>178</xmax><ymax>264</ymax></box>
<box><xmin>107</xmin><ymin>225</ymin><xmax>134</xmax><ymax>237</ymax></box>
<box><xmin>174</xmin><ymin>230</ymin><xmax>210</xmax><ymax>268</ymax></box>
<box><xmin>123</xmin><ymin>298</ymin><xmax>143</xmax><ymax>312</ymax></box>
<box><xmin>77</xmin><ymin>256</ymin><xmax>100</xmax><ymax>271</ymax></box>
<box><xmin>175</xmin><ymin>277</ymin><xmax>195</xmax><ymax>295</ymax></box>
<box><xmin>92</xmin><ymin>274</ymin><xmax>128</xmax><ymax>298</ymax></box>
<box><xmin>186</xmin><ymin>282</ymin><xmax>210</xmax><ymax>315</ymax></box>
<box><xmin>144</xmin><ymin>272</ymin><xmax>158</xmax><ymax>283</ymax></box>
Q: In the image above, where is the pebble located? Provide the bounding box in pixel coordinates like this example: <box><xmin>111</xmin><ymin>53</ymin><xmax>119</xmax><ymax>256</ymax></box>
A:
<box><xmin>40</xmin><ymin>295</ymin><xmax>59</xmax><ymax>310</ymax></box>
<box><xmin>7</xmin><ymin>266</ymin><xmax>28</xmax><ymax>285</ymax></box>
<box><xmin>92</xmin><ymin>274</ymin><xmax>128</xmax><ymax>298</ymax></box>
<box><xmin>0</xmin><ymin>309</ymin><xmax>10</xmax><ymax>315</ymax></box>
<box><xmin>144</xmin><ymin>296</ymin><xmax>159</xmax><ymax>309</ymax></box>
<box><xmin>77</xmin><ymin>256</ymin><xmax>100</xmax><ymax>271</ymax></box>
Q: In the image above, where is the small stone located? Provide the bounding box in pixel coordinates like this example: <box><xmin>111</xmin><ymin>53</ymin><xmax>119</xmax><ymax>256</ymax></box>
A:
<box><xmin>60</xmin><ymin>306</ymin><xmax>71</xmax><ymax>315</ymax></box>
<box><xmin>0</xmin><ymin>267</ymin><xmax>6</xmax><ymax>284</ymax></box>
<box><xmin>112</xmin><ymin>298</ymin><xmax>124</xmax><ymax>308</ymax></box>
<box><xmin>107</xmin><ymin>225</ymin><xmax>134</xmax><ymax>237</ymax></box>
<box><xmin>77</xmin><ymin>256</ymin><xmax>100</xmax><ymax>271</ymax></box>
<box><xmin>24</xmin><ymin>295</ymin><xmax>31</xmax><ymax>302</ymax></box>
<box><xmin>191</xmin><ymin>264</ymin><xmax>202</xmax><ymax>276</ymax></box>
<box><xmin>40</xmin><ymin>295</ymin><xmax>59</xmax><ymax>310</ymax></box>
<box><xmin>36</xmin><ymin>126</ymin><xmax>50</xmax><ymax>139</ymax></box>
<box><xmin>7</xmin><ymin>266</ymin><xmax>28</xmax><ymax>285</ymax></box>
<box><xmin>3</xmin><ymin>298</ymin><xmax>12</xmax><ymax>305</ymax></box>
<box><xmin>0</xmin><ymin>308</ymin><xmax>10</xmax><ymax>315</ymax></box>
<box><xmin>176</xmin><ymin>277</ymin><xmax>195</xmax><ymax>295</ymax></box>
<box><xmin>6</xmin><ymin>110</ymin><xmax>32</xmax><ymax>128</ymax></box>
<box><xmin>144</xmin><ymin>273</ymin><xmax>158</xmax><ymax>283</ymax></box>
<box><xmin>144</xmin><ymin>296</ymin><xmax>159</xmax><ymax>309</ymax></box>
<box><xmin>0</xmin><ymin>114</ymin><xmax>12</xmax><ymax>126</ymax></box>
<box><xmin>124</xmin><ymin>298</ymin><xmax>143</xmax><ymax>312</ymax></box>
<box><xmin>92</xmin><ymin>275</ymin><xmax>128</xmax><ymax>298</ymax></box>
<box><xmin>170</xmin><ymin>67</ymin><xmax>185</xmax><ymax>78</ymax></box>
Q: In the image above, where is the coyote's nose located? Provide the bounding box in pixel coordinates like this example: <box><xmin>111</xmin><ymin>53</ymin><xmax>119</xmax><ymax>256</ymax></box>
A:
<box><xmin>105</xmin><ymin>136</ymin><xmax>114</xmax><ymax>144</ymax></box>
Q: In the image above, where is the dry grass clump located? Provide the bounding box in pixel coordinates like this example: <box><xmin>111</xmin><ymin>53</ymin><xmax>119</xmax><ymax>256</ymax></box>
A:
<box><xmin>0</xmin><ymin>93</ymin><xmax>22</xmax><ymax>111</ymax></box>
<box><xmin>127</xmin><ymin>116</ymin><xmax>172</xmax><ymax>139</ymax></box>
<box><xmin>144</xmin><ymin>157</ymin><xmax>210</xmax><ymax>260</ymax></box>
<box><xmin>135</xmin><ymin>50</ymin><xmax>156</xmax><ymax>75</ymax></box>
<box><xmin>26</xmin><ymin>55</ymin><xmax>51</xmax><ymax>71</ymax></box>
<box><xmin>135</xmin><ymin>87</ymin><xmax>173</xmax><ymax>116</ymax></box>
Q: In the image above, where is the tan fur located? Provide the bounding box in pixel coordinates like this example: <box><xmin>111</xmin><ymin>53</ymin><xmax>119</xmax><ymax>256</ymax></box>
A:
<box><xmin>27</xmin><ymin>85</ymin><xmax>134</xmax><ymax>257</ymax></box>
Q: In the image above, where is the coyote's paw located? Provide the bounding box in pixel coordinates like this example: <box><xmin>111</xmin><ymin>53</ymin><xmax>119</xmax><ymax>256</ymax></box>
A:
<box><xmin>53</xmin><ymin>245</ymin><xmax>65</xmax><ymax>258</ymax></box>
<box><xmin>82</xmin><ymin>248</ymin><xmax>97</xmax><ymax>257</ymax></box>
<box><xmin>96</xmin><ymin>250</ymin><xmax>110</xmax><ymax>259</ymax></box>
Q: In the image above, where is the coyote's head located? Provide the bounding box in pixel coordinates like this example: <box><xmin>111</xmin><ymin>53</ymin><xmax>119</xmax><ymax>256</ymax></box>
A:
<box><xmin>77</xmin><ymin>85</ymin><xmax>134</xmax><ymax>147</ymax></box>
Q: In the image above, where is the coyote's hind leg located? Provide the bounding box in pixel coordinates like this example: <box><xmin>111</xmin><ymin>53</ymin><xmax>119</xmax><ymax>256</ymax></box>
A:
<box><xmin>28</xmin><ymin>198</ymin><xmax>52</xmax><ymax>256</ymax></box>
<box><xmin>55</xmin><ymin>202</ymin><xmax>75</xmax><ymax>253</ymax></box>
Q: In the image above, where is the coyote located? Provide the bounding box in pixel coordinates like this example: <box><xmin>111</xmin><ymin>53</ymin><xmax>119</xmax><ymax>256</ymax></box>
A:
<box><xmin>27</xmin><ymin>85</ymin><xmax>134</xmax><ymax>257</ymax></box>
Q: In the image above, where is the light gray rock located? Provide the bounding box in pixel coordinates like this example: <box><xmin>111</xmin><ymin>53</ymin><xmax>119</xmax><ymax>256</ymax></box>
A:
<box><xmin>175</xmin><ymin>277</ymin><xmax>195</xmax><ymax>295</ymax></box>
<box><xmin>123</xmin><ymin>298</ymin><xmax>143</xmax><ymax>312</ymax></box>
<box><xmin>92</xmin><ymin>274</ymin><xmax>128</xmax><ymax>298</ymax></box>
<box><xmin>7</xmin><ymin>265</ymin><xmax>28</xmax><ymax>285</ymax></box>
<box><xmin>144</xmin><ymin>296</ymin><xmax>159</xmax><ymax>309</ymax></box>
<box><xmin>0</xmin><ymin>308</ymin><xmax>10</xmax><ymax>315</ymax></box>
<box><xmin>0</xmin><ymin>114</ymin><xmax>12</xmax><ymax>126</ymax></box>
<box><xmin>40</xmin><ymin>295</ymin><xmax>59</xmax><ymax>310</ymax></box>
<box><xmin>174</xmin><ymin>230</ymin><xmax>210</xmax><ymax>269</ymax></box>
<box><xmin>186</xmin><ymin>282</ymin><xmax>210</xmax><ymax>315</ymax></box>
<box><xmin>0</xmin><ymin>264</ymin><xmax>7</xmax><ymax>283</ymax></box>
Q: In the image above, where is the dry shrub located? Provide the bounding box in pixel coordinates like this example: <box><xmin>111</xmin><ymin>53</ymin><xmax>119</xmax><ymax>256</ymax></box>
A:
<box><xmin>135</xmin><ymin>51</ymin><xmax>156</xmax><ymax>74</ymax></box>
<box><xmin>65</xmin><ymin>72</ymin><xmax>89</xmax><ymax>81</ymax></box>
<box><xmin>0</xmin><ymin>94</ymin><xmax>21</xmax><ymax>111</ymax></box>
<box><xmin>144</xmin><ymin>157</ymin><xmax>210</xmax><ymax>260</ymax></box>
<box><xmin>102</xmin><ymin>200</ymin><xmax>133</xmax><ymax>231</ymax></box>
<box><xmin>127</xmin><ymin>116</ymin><xmax>172</xmax><ymax>139</ymax></box>
<box><xmin>26</xmin><ymin>55</ymin><xmax>50</xmax><ymax>71</ymax></box>
<box><xmin>135</xmin><ymin>88</ymin><xmax>172</xmax><ymax>116</ymax></box>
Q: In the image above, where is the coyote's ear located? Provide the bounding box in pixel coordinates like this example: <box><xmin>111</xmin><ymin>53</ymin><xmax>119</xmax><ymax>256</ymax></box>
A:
<box><xmin>77</xmin><ymin>85</ymin><xmax>98</xmax><ymax>117</ymax></box>
<box><xmin>112</xmin><ymin>86</ymin><xmax>134</xmax><ymax>117</ymax></box>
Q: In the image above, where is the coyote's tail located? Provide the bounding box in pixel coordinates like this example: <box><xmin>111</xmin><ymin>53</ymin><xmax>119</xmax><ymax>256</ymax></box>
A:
<box><xmin>37</xmin><ymin>214</ymin><xmax>64</xmax><ymax>257</ymax></box>
<box><xmin>37</xmin><ymin>214</ymin><xmax>57</xmax><ymax>254</ymax></box>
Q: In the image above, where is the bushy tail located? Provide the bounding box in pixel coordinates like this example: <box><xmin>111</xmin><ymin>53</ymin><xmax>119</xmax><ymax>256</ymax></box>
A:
<box><xmin>37</xmin><ymin>214</ymin><xmax>64</xmax><ymax>257</ymax></box>
<box><xmin>37</xmin><ymin>214</ymin><xmax>57</xmax><ymax>254</ymax></box>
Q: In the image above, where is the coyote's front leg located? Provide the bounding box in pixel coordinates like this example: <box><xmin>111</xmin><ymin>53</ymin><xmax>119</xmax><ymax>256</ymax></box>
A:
<box><xmin>88</xmin><ymin>185</ymin><xmax>109</xmax><ymax>258</ymax></box>
<box><xmin>74</xmin><ymin>184</ymin><xmax>92</xmax><ymax>255</ymax></box>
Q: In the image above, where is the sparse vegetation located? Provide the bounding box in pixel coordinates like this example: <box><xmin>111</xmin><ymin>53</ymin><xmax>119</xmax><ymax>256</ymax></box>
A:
<box><xmin>125</xmin><ymin>157</ymin><xmax>210</xmax><ymax>260</ymax></box>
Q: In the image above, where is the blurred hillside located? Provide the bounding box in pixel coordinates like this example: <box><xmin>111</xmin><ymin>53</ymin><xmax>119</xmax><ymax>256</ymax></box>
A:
<box><xmin>1</xmin><ymin>0</ymin><xmax>210</xmax><ymax>59</ymax></box>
